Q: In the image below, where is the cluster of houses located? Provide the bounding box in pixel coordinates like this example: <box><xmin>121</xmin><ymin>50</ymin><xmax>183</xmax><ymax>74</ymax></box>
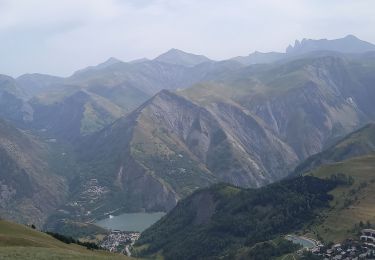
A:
<box><xmin>100</xmin><ymin>230</ymin><xmax>140</xmax><ymax>256</ymax></box>
<box><xmin>307</xmin><ymin>229</ymin><xmax>375</xmax><ymax>259</ymax></box>
<box><xmin>65</xmin><ymin>178</ymin><xmax>109</xmax><ymax>218</ymax></box>
<box><xmin>81</xmin><ymin>178</ymin><xmax>109</xmax><ymax>201</ymax></box>
<box><xmin>360</xmin><ymin>229</ymin><xmax>375</xmax><ymax>248</ymax></box>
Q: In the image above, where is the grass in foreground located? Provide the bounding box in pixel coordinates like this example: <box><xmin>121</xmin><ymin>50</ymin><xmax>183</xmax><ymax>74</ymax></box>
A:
<box><xmin>0</xmin><ymin>220</ymin><xmax>130</xmax><ymax>259</ymax></box>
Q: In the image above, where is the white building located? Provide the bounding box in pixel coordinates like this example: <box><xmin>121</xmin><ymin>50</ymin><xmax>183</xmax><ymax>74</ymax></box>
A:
<box><xmin>360</xmin><ymin>229</ymin><xmax>375</xmax><ymax>248</ymax></box>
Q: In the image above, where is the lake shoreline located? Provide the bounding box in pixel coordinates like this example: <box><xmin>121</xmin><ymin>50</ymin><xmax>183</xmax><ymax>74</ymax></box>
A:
<box><xmin>95</xmin><ymin>212</ymin><xmax>166</xmax><ymax>232</ymax></box>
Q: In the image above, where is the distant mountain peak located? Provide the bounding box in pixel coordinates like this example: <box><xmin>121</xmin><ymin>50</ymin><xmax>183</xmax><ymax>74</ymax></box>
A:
<box><xmin>166</xmin><ymin>48</ymin><xmax>182</xmax><ymax>53</ymax></box>
<box><xmin>344</xmin><ymin>34</ymin><xmax>358</xmax><ymax>39</ymax></box>
<box><xmin>231</xmin><ymin>51</ymin><xmax>284</xmax><ymax>65</ymax></box>
<box><xmin>162</xmin><ymin>48</ymin><xmax>189</xmax><ymax>54</ymax></box>
<box><xmin>96</xmin><ymin>57</ymin><xmax>123</xmax><ymax>68</ymax></box>
<box><xmin>154</xmin><ymin>48</ymin><xmax>211</xmax><ymax>67</ymax></box>
<box><xmin>72</xmin><ymin>56</ymin><xmax>123</xmax><ymax>77</ymax></box>
<box><xmin>286</xmin><ymin>35</ymin><xmax>375</xmax><ymax>54</ymax></box>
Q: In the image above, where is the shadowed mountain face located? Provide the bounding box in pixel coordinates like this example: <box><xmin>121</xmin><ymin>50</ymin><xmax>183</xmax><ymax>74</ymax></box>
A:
<box><xmin>30</xmin><ymin>90</ymin><xmax>125</xmax><ymax>140</ymax></box>
<box><xmin>0</xmin><ymin>75</ymin><xmax>33</xmax><ymax>124</ymax></box>
<box><xmin>0</xmin><ymin>118</ymin><xmax>67</xmax><ymax>227</ymax></box>
<box><xmin>16</xmin><ymin>73</ymin><xmax>64</xmax><ymax>98</ymax></box>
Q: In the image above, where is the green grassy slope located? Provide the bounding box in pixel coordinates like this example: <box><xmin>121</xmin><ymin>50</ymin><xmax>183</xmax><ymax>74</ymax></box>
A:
<box><xmin>305</xmin><ymin>154</ymin><xmax>375</xmax><ymax>243</ymax></box>
<box><xmin>289</xmin><ymin>124</ymin><xmax>375</xmax><ymax>242</ymax></box>
<box><xmin>0</xmin><ymin>220</ymin><xmax>129</xmax><ymax>259</ymax></box>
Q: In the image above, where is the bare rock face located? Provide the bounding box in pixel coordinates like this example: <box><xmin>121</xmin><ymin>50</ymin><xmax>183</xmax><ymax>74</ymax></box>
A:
<box><xmin>206</xmin><ymin>101</ymin><xmax>298</xmax><ymax>186</ymax></box>
<box><xmin>245</xmin><ymin>57</ymin><xmax>370</xmax><ymax>160</ymax></box>
<box><xmin>134</xmin><ymin>90</ymin><xmax>299</xmax><ymax>187</ymax></box>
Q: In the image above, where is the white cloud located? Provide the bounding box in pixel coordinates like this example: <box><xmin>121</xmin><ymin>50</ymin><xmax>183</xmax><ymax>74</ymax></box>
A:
<box><xmin>0</xmin><ymin>0</ymin><xmax>374</xmax><ymax>76</ymax></box>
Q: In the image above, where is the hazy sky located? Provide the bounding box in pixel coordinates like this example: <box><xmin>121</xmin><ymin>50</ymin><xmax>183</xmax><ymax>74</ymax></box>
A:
<box><xmin>0</xmin><ymin>0</ymin><xmax>374</xmax><ymax>77</ymax></box>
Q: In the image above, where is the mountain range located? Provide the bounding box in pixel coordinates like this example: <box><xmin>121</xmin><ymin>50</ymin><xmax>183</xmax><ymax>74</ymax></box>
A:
<box><xmin>1</xmin><ymin>34</ymin><xmax>375</xmax><ymax>233</ymax></box>
<box><xmin>232</xmin><ymin>34</ymin><xmax>375</xmax><ymax>65</ymax></box>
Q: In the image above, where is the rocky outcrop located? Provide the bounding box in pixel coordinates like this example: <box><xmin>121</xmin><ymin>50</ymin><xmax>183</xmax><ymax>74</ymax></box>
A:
<box><xmin>286</xmin><ymin>35</ymin><xmax>375</xmax><ymax>54</ymax></box>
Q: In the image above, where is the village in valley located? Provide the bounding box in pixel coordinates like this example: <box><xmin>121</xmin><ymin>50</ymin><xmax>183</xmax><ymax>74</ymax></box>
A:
<box><xmin>97</xmin><ymin>228</ymin><xmax>375</xmax><ymax>258</ymax></box>
<box><xmin>100</xmin><ymin>230</ymin><xmax>140</xmax><ymax>256</ymax></box>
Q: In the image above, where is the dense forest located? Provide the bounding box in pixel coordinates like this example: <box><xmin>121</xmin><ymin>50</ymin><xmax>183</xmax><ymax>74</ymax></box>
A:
<box><xmin>136</xmin><ymin>176</ymin><xmax>338</xmax><ymax>259</ymax></box>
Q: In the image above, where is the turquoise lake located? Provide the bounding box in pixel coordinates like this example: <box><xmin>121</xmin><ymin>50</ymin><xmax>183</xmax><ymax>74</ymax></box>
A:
<box><xmin>95</xmin><ymin>212</ymin><xmax>165</xmax><ymax>232</ymax></box>
<box><xmin>286</xmin><ymin>235</ymin><xmax>316</xmax><ymax>249</ymax></box>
